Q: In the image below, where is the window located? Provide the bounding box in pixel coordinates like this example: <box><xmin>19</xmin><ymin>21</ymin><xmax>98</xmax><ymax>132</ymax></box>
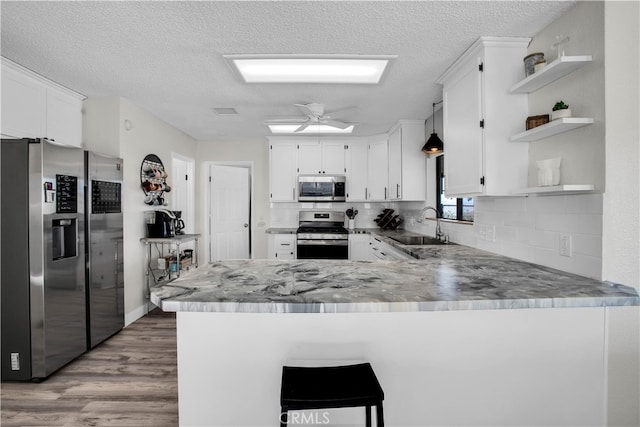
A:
<box><xmin>436</xmin><ymin>156</ymin><xmax>474</xmax><ymax>222</ymax></box>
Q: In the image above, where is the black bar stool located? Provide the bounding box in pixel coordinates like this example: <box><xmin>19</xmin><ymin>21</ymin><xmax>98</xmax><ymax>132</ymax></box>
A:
<box><xmin>280</xmin><ymin>362</ymin><xmax>384</xmax><ymax>427</ymax></box>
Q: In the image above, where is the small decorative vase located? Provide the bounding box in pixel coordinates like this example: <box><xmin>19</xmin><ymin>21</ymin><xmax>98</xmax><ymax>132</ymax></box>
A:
<box><xmin>551</xmin><ymin>108</ymin><xmax>571</xmax><ymax>121</ymax></box>
<box><xmin>348</xmin><ymin>219</ymin><xmax>355</xmax><ymax>230</ymax></box>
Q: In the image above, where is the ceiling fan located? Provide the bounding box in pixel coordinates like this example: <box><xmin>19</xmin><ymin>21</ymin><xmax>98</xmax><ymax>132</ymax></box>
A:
<box><xmin>265</xmin><ymin>103</ymin><xmax>356</xmax><ymax>133</ymax></box>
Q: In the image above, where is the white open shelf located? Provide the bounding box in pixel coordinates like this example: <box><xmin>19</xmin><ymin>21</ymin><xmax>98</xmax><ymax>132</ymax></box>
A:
<box><xmin>510</xmin><ymin>55</ymin><xmax>593</xmax><ymax>93</ymax></box>
<box><xmin>511</xmin><ymin>117</ymin><xmax>594</xmax><ymax>142</ymax></box>
<box><xmin>512</xmin><ymin>184</ymin><xmax>595</xmax><ymax>196</ymax></box>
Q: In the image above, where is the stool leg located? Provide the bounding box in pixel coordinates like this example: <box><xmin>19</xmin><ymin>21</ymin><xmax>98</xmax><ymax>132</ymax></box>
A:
<box><xmin>280</xmin><ymin>408</ymin><xmax>287</xmax><ymax>427</ymax></box>
<box><xmin>365</xmin><ymin>405</ymin><xmax>372</xmax><ymax>427</ymax></box>
<box><xmin>376</xmin><ymin>402</ymin><xmax>384</xmax><ymax>427</ymax></box>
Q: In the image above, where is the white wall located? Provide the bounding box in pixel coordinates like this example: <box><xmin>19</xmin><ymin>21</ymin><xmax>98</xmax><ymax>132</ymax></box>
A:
<box><xmin>196</xmin><ymin>139</ymin><xmax>270</xmax><ymax>259</ymax></box>
<box><xmin>603</xmin><ymin>1</ymin><xmax>640</xmax><ymax>289</ymax></box>
<box><xmin>602</xmin><ymin>2</ymin><xmax>640</xmax><ymax>427</ymax></box>
<box><xmin>84</xmin><ymin>97</ymin><xmax>197</xmax><ymax>325</ymax></box>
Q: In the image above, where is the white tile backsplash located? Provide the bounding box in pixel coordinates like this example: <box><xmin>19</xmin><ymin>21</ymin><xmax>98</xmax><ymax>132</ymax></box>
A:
<box><xmin>270</xmin><ymin>202</ymin><xmax>395</xmax><ymax>229</ymax></box>
<box><xmin>399</xmin><ymin>193</ymin><xmax>604</xmax><ymax>280</ymax></box>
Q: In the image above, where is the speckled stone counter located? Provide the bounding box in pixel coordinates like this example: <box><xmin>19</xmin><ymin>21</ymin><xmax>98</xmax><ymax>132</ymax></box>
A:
<box><xmin>150</xmin><ymin>247</ymin><xmax>639</xmax><ymax>313</ymax></box>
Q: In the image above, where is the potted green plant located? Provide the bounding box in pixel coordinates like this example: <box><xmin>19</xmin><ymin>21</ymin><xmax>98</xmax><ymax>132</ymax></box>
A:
<box><xmin>551</xmin><ymin>100</ymin><xmax>571</xmax><ymax>121</ymax></box>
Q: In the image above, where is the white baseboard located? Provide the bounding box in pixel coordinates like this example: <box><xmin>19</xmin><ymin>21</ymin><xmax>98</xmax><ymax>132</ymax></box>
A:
<box><xmin>124</xmin><ymin>302</ymin><xmax>154</xmax><ymax>326</ymax></box>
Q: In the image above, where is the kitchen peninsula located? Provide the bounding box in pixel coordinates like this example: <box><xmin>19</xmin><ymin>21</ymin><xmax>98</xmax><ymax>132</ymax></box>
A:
<box><xmin>151</xmin><ymin>241</ymin><xmax>639</xmax><ymax>427</ymax></box>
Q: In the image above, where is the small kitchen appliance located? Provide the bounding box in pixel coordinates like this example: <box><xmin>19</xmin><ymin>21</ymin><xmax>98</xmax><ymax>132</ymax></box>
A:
<box><xmin>298</xmin><ymin>175</ymin><xmax>346</xmax><ymax>202</ymax></box>
<box><xmin>172</xmin><ymin>210</ymin><xmax>186</xmax><ymax>235</ymax></box>
<box><xmin>146</xmin><ymin>209</ymin><xmax>176</xmax><ymax>238</ymax></box>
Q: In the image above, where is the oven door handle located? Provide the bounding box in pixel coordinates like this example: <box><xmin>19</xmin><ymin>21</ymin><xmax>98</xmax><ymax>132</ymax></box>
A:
<box><xmin>297</xmin><ymin>239</ymin><xmax>348</xmax><ymax>246</ymax></box>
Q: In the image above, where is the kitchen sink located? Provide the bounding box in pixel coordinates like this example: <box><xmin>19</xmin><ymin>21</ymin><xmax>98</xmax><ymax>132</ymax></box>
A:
<box><xmin>387</xmin><ymin>235</ymin><xmax>449</xmax><ymax>245</ymax></box>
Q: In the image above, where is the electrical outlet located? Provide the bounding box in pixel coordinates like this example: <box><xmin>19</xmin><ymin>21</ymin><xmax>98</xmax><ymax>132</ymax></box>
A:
<box><xmin>559</xmin><ymin>234</ymin><xmax>572</xmax><ymax>257</ymax></box>
<box><xmin>477</xmin><ymin>225</ymin><xmax>486</xmax><ymax>240</ymax></box>
<box><xmin>486</xmin><ymin>225</ymin><xmax>496</xmax><ymax>242</ymax></box>
<box><xmin>10</xmin><ymin>353</ymin><xmax>19</xmax><ymax>370</ymax></box>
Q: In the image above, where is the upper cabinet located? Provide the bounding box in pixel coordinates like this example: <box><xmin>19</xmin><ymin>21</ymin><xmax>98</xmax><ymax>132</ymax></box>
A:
<box><xmin>345</xmin><ymin>140</ymin><xmax>368</xmax><ymax>202</ymax></box>
<box><xmin>387</xmin><ymin>120</ymin><xmax>426</xmax><ymax>201</ymax></box>
<box><xmin>268</xmin><ymin>124</ymin><xmax>426</xmax><ymax>203</ymax></box>
<box><xmin>297</xmin><ymin>140</ymin><xmax>346</xmax><ymax>175</ymax></box>
<box><xmin>268</xmin><ymin>139</ymin><xmax>297</xmax><ymax>202</ymax></box>
<box><xmin>1</xmin><ymin>58</ymin><xmax>84</xmax><ymax>147</ymax></box>
<box><xmin>367</xmin><ymin>134</ymin><xmax>389</xmax><ymax>201</ymax></box>
<box><xmin>437</xmin><ymin>37</ymin><xmax>530</xmax><ymax>197</ymax></box>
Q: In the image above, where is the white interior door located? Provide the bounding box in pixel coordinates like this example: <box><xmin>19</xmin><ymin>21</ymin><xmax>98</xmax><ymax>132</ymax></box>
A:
<box><xmin>209</xmin><ymin>164</ymin><xmax>250</xmax><ymax>261</ymax></box>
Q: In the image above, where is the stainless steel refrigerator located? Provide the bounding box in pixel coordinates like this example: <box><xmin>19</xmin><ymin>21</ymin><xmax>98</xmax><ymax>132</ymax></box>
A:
<box><xmin>1</xmin><ymin>140</ymin><xmax>124</xmax><ymax>381</ymax></box>
<box><xmin>1</xmin><ymin>138</ymin><xmax>87</xmax><ymax>381</ymax></box>
<box><xmin>85</xmin><ymin>151</ymin><xmax>124</xmax><ymax>349</ymax></box>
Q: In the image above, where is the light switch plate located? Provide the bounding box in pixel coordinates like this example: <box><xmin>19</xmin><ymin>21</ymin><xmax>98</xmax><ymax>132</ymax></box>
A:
<box><xmin>559</xmin><ymin>234</ymin><xmax>572</xmax><ymax>257</ymax></box>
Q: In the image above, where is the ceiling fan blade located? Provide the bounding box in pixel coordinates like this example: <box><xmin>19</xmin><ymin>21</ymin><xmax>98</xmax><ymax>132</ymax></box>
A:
<box><xmin>324</xmin><ymin>106</ymin><xmax>358</xmax><ymax>116</ymax></box>
<box><xmin>323</xmin><ymin>119</ymin><xmax>352</xmax><ymax>129</ymax></box>
<box><xmin>264</xmin><ymin>117</ymin><xmax>308</xmax><ymax>124</ymax></box>
<box><xmin>295</xmin><ymin>103</ymin><xmax>324</xmax><ymax>118</ymax></box>
<box><xmin>294</xmin><ymin>122</ymin><xmax>312</xmax><ymax>133</ymax></box>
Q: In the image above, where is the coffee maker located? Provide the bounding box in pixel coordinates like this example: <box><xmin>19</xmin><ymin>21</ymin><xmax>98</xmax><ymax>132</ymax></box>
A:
<box><xmin>172</xmin><ymin>210</ymin><xmax>186</xmax><ymax>235</ymax></box>
<box><xmin>146</xmin><ymin>209</ymin><xmax>176</xmax><ymax>238</ymax></box>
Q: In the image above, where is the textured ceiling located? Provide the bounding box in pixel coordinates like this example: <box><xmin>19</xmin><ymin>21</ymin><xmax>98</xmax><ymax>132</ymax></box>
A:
<box><xmin>1</xmin><ymin>1</ymin><xmax>576</xmax><ymax>142</ymax></box>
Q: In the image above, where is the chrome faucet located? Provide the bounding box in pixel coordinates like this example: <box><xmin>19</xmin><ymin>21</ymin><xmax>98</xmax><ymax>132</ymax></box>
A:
<box><xmin>417</xmin><ymin>206</ymin><xmax>445</xmax><ymax>241</ymax></box>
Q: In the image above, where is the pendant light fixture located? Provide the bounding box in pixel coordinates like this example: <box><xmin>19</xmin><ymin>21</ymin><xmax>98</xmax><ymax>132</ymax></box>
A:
<box><xmin>422</xmin><ymin>100</ymin><xmax>444</xmax><ymax>155</ymax></box>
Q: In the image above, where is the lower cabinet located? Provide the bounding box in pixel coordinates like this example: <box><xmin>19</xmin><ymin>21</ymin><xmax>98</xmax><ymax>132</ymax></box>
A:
<box><xmin>348</xmin><ymin>234</ymin><xmax>372</xmax><ymax>260</ymax></box>
<box><xmin>267</xmin><ymin>234</ymin><xmax>296</xmax><ymax>260</ymax></box>
<box><xmin>369</xmin><ymin>235</ymin><xmax>414</xmax><ymax>260</ymax></box>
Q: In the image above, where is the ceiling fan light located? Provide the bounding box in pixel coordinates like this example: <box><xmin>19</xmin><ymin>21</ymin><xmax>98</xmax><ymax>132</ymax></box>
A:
<box><xmin>422</xmin><ymin>132</ymin><xmax>443</xmax><ymax>155</ymax></box>
<box><xmin>267</xmin><ymin>124</ymin><xmax>354</xmax><ymax>134</ymax></box>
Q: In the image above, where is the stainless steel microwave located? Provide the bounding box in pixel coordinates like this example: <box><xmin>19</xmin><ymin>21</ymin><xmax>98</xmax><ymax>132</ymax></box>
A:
<box><xmin>298</xmin><ymin>175</ymin><xmax>346</xmax><ymax>202</ymax></box>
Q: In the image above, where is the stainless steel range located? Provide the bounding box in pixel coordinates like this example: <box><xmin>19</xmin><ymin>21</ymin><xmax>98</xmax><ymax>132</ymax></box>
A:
<box><xmin>296</xmin><ymin>211</ymin><xmax>348</xmax><ymax>259</ymax></box>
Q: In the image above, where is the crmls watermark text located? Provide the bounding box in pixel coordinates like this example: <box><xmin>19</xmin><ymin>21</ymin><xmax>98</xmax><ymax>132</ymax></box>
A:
<box><xmin>280</xmin><ymin>411</ymin><xmax>330</xmax><ymax>425</ymax></box>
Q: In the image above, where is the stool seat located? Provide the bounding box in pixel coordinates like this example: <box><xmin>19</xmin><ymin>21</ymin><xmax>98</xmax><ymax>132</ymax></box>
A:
<box><xmin>280</xmin><ymin>363</ymin><xmax>384</xmax><ymax>427</ymax></box>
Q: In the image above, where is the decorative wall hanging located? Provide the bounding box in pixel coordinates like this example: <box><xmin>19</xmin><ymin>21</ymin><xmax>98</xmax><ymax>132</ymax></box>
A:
<box><xmin>140</xmin><ymin>154</ymin><xmax>171</xmax><ymax>206</ymax></box>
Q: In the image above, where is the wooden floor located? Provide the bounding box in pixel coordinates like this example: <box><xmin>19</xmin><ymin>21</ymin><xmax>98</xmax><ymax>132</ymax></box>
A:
<box><xmin>1</xmin><ymin>310</ymin><xmax>178</xmax><ymax>426</ymax></box>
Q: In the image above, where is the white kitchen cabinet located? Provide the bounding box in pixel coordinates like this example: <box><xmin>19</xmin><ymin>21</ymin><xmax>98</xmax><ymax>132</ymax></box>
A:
<box><xmin>367</xmin><ymin>134</ymin><xmax>389</xmax><ymax>201</ymax></box>
<box><xmin>387</xmin><ymin>126</ymin><xmax>402</xmax><ymax>200</ymax></box>
<box><xmin>297</xmin><ymin>140</ymin><xmax>346</xmax><ymax>175</ymax></box>
<box><xmin>45</xmin><ymin>89</ymin><xmax>83</xmax><ymax>147</ymax></box>
<box><xmin>267</xmin><ymin>234</ymin><xmax>296</xmax><ymax>259</ymax></box>
<box><xmin>437</xmin><ymin>37</ymin><xmax>530</xmax><ymax>197</ymax></box>
<box><xmin>369</xmin><ymin>235</ymin><xmax>413</xmax><ymax>260</ymax></box>
<box><xmin>345</xmin><ymin>140</ymin><xmax>368</xmax><ymax>201</ymax></box>
<box><xmin>296</xmin><ymin>140</ymin><xmax>322</xmax><ymax>174</ymax></box>
<box><xmin>387</xmin><ymin>120</ymin><xmax>426</xmax><ymax>201</ymax></box>
<box><xmin>268</xmin><ymin>139</ymin><xmax>297</xmax><ymax>202</ymax></box>
<box><xmin>1</xmin><ymin>58</ymin><xmax>84</xmax><ymax>147</ymax></box>
<box><xmin>1</xmin><ymin>64</ymin><xmax>46</xmax><ymax>139</ymax></box>
<box><xmin>348</xmin><ymin>233</ymin><xmax>371</xmax><ymax>260</ymax></box>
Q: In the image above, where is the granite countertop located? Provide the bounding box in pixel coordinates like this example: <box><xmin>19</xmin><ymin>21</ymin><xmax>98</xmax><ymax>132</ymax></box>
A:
<box><xmin>265</xmin><ymin>228</ymin><xmax>297</xmax><ymax>234</ymax></box>
<box><xmin>151</xmin><ymin>241</ymin><xmax>639</xmax><ymax>313</ymax></box>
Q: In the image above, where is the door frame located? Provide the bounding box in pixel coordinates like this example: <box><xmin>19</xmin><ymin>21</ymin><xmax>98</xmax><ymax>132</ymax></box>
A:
<box><xmin>204</xmin><ymin>161</ymin><xmax>254</xmax><ymax>263</ymax></box>
<box><xmin>171</xmin><ymin>152</ymin><xmax>195</xmax><ymax>234</ymax></box>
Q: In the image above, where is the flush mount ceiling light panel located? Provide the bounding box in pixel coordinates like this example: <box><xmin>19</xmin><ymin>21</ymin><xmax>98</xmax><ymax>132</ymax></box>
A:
<box><xmin>225</xmin><ymin>55</ymin><xmax>396</xmax><ymax>84</ymax></box>
<box><xmin>267</xmin><ymin>124</ymin><xmax>354</xmax><ymax>134</ymax></box>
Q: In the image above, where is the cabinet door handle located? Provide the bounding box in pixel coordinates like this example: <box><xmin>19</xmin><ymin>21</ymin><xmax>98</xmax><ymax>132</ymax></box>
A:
<box><xmin>397</xmin><ymin>183</ymin><xmax>400</xmax><ymax>198</ymax></box>
<box><xmin>365</xmin><ymin>187</ymin><xmax>368</xmax><ymax>200</ymax></box>
<box><xmin>281</xmin><ymin>243</ymin><xmax>290</xmax><ymax>246</ymax></box>
<box><xmin>384</xmin><ymin>187</ymin><xmax>387</xmax><ymax>199</ymax></box>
